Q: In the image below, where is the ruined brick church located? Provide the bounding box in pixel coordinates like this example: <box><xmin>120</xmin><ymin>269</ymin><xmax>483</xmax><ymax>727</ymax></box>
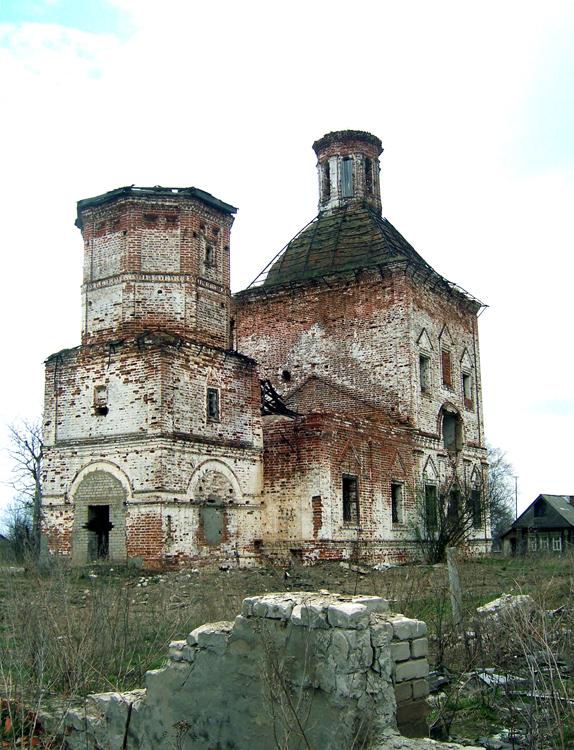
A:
<box><xmin>41</xmin><ymin>130</ymin><xmax>489</xmax><ymax>567</ymax></box>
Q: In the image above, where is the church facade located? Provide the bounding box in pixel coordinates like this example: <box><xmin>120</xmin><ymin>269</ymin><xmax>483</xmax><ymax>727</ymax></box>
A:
<box><xmin>41</xmin><ymin>130</ymin><xmax>489</xmax><ymax>567</ymax></box>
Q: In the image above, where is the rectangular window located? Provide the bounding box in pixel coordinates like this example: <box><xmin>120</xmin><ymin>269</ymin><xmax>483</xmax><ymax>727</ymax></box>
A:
<box><xmin>552</xmin><ymin>536</ymin><xmax>562</xmax><ymax>552</ymax></box>
<box><xmin>419</xmin><ymin>354</ymin><xmax>430</xmax><ymax>393</ymax></box>
<box><xmin>391</xmin><ymin>482</ymin><xmax>404</xmax><ymax>525</ymax></box>
<box><xmin>206</xmin><ymin>388</ymin><xmax>220</xmax><ymax>421</ymax></box>
<box><xmin>462</xmin><ymin>372</ymin><xmax>473</xmax><ymax>409</ymax></box>
<box><xmin>470</xmin><ymin>488</ymin><xmax>482</xmax><ymax>528</ymax></box>
<box><xmin>441</xmin><ymin>349</ymin><xmax>452</xmax><ymax>387</ymax></box>
<box><xmin>341</xmin><ymin>158</ymin><xmax>354</xmax><ymax>198</ymax></box>
<box><xmin>342</xmin><ymin>475</ymin><xmax>359</xmax><ymax>525</ymax></box>
<box><xmin>528</xmin><ymin>535</ymin><xmax>537</xmax><ymax>552</ymax></box>
<box><xmin>425</xmin><ymin>484</ymin><xmax>438</xmax><ymax>531</ymax></box>
<box><xmin>539</xmin><ymin>535</ymin><xmax>549</xmax><ymax>552</ymax></box>
<box><xmin>448</xmin><ymin>489</ymin><xmax>460</xmax><ymax>522</ymax></box>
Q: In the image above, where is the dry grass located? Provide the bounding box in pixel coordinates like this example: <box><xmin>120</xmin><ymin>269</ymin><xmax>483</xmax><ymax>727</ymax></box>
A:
<box><xmin>0</xmin><ymin>552</ymin><xmax>573</xmax><ymax>747</ymax></box>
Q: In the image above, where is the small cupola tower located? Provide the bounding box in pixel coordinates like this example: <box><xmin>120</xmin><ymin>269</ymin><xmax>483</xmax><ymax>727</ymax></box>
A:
<box><xmin>313</xmin><ymin>130</ymin><xmax>383</xmax><ymax>214</ymax></box>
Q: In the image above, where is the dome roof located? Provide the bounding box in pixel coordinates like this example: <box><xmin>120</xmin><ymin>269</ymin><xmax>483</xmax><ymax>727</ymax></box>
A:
<box><xmin>261</xmin><ymin>204</ymin><xmax>432</xmax><ymax>288</ymax></box>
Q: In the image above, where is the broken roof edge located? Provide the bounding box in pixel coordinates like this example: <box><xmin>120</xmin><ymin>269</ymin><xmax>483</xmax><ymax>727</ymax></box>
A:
<box><xmin>235</xmin><ymin>209</ymin><xmax>486</xmax><ymax>313</ymax></box>
<box><xmin>44</xmin><ymin>331</ymin><xmax>256</xmax><ymax>367</ymax></box>
<box><xmin>235</xmin><ymin>255</ymin><xmax>486</xmax><ymax>313</ymax></box>
<box><xmin>76</xmin><ymin>185</ymin><xmax>237</xmax><ymax>226</ymax></box>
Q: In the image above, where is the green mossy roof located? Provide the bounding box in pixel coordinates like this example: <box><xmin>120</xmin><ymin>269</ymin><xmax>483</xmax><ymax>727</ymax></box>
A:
<box><xmin>263</xmin><ymin>205</ymin><xmax>435</xmax><ymax>288</ymax></box>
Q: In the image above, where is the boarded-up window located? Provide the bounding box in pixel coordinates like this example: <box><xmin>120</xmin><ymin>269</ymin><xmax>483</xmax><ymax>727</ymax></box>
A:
<box><xmin>441</xmin><ymin>350</ymin><xmax>452</xmax><ymax>387</ymax></box>
<box><xmin>462</xmin><ymin>371</ymin><xmax>473</xmax><ymax>409</ymax></box>
<box><xmin>341</xmin><ymin>158</ymin><xmax>354</xmax><ymax>198</ymax></box>
<box><xmin>342</xmin><ymin>475</ymin><xmax>359</xmax><ymax>524</ymax></box>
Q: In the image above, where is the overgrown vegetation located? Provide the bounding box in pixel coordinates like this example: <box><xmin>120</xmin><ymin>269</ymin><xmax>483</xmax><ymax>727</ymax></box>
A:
<box><xmin>1</xmin><ymin>554</ymin><xmax>574</xmax><ymax>748</ymax></box>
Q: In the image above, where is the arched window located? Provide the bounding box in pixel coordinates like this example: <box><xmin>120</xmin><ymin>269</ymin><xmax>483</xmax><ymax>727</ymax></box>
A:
<box><xmin>441</xmin><ymin>407</ymin><xmax>463</xmax><ymax>451</ymax></box>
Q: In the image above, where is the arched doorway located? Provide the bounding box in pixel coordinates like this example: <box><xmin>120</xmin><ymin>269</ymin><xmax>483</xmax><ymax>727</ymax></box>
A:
<box><xmin>71</xmin><ymin>467</ymin><xmax>128</xmax><ymax>563</ymax></box>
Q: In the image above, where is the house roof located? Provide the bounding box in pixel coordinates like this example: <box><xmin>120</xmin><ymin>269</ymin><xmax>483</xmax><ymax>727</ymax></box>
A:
<box><xmin>239</xmin><ymin>204</ymin><xmax>484</xmax><ymax>310</ymax></box>
<box><xmin>501</xmin><ymin>494</ymin><xmax>574</xmax><ymax>537</ymax></box>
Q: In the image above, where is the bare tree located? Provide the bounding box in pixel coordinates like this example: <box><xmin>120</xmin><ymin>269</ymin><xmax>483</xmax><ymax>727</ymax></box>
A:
<box><xmin>412</xmin><ymin>469</ymin><xmax>487</xmax><ymax>564</ymax></box>
<box><xmin>487</xmin><ymin>444</ymin><xmax>515</xmax><ymax>548</ymax></box>
<box><xmin>7</xmin><ymin>418</ymin><xmax>43</xmax><ymax>556</ymax></box>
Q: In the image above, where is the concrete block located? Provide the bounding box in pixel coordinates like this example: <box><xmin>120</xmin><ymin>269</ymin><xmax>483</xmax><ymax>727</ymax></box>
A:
<box><xmin>291</xmin><ymin>601</ymin><xmax>329</xmax><ymax>629</ymax></box>
<box><xmin>412</xmin><ymin>678</ymin><xmax>430</xmax><ymax>698</ymax></box>
<box><xmin>388</xmin><ymin>616</ymin><xmax>416</xmax><ymax>641</ymax></box>
<box><xmin>411</xmin><ymin>637</ymin><xmax>428</xmax><ymax>659</ymax></box>
<box><xmin>327</xmin><ymin>602</ymin><xmax>369</xmax><ymax>629</ymax></box>
<box><xmin>352</xmin><ymin>596</ymin><xmax>390</xmax><ymax>614</ymax></box>
<box><xmin>394</xmin><ymin>680</ymin><xmax>413</xmax><ymax>703</ymax></box>
<box><xmin>252</xmin><ymin>594</ymin><xmax>295</xmax><ymax>620</ymax></box>
<box><xmin>391</xmin><ymin>641</ymin><xmax>411</xmax><ymax>662</ymax></box>
<box><xmin>394</xmin><ymin>658</ymin><xmax>429</xmax><ymax>683</ymax></box>
<box><xmin>190</xmin><ymin>622</ymin><xmax>233</xmax><ymax>654</ymax></box>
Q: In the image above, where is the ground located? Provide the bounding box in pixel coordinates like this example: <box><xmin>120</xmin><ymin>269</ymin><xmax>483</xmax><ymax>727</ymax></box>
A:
<box><xmin>1</xmin><ymin>554</ymin><xmax>573</xmax><ymax>748</ymax></box>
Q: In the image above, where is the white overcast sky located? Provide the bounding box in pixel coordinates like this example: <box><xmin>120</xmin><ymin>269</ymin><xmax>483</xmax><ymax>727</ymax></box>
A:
<box><xmin>0</xmin><ymin>0</ymin><xmax>573</xmax><ymax>515</ymax></box>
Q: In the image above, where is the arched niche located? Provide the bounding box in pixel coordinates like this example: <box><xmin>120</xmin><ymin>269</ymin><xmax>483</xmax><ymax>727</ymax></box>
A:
<box><xmin>70</xmin><ymin>462</ymin><xmax>129</xmax><ymax>564</ymax></box>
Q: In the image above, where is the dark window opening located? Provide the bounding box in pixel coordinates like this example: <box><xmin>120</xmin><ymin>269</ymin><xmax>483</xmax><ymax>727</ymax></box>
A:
<box><xmin>441</xmin><ymin>349</ymin><xmax>452</xmax><ymax>387</ymax></box>
<box><xmin>391</xmin><ymin>482</ymin><xmax>403</xmax><ymax>525</ymax></box>
<box><xmin>95</xmin><ymin>406</ymin><xmax>109</xmax><ymax>416</ymax></box>
<box><xmin>205</xmin><ymin>245</ymin><xmax>214</xmax><ymax>266</ymax></box>
<box><xmin>85</xmin><ymin>505</ymin><xmax>112</xmax><ymax>561</ymax></box>
<box><xmin>322</xmin><ymin>161</ymin><xmax>331</xmax><ymax>202</ymax></box>
<box><xmin>341</xmin><ymin>157</ymin><xmax>354</xmax><ymax>198</ymax></box>
<box><xmin>470</xmin><ymin>488</ymin><xmax>482</xmax><ymax>528</ymax></box>
<box><xmin>207</xmin><ymin>388</ymin><xmax>220</xmax><ymax>421</ymax></box>
<box><xmin>365</xmin><ymin>158</ymin><xmax>373</xmax><ymax>195</ymax></box>
<box><xmin>342</xmin><ymin>475</ymin><xmax>359</xmax><ymax>524</ymax></box>
<box><xmin>534</xmin><ymin>499</ymin><xmax>546</xmax><ymax>518</ymax></box>
<box><xmin>420</xmin><ymin>354</ymin><xmax>430</xmax><ymax>393</ymax></box>
<box><xmin>442</xmin><ymin>411</ymin><xmax>461</xmax><ymax>450</ymax></box>
<box><xmin>143</xmin><ymin>213</ymin><xmax>158</xmax><ymax>225</ymax></box>
<box><xmin>281</xmin><ymin>369</ymin><xmax>291</xmax><ymax>382</ymax></box>
<box><xmin>462</xmin><ymin>372</ymin><xmax>473</xmax><ymax>409</ymax></box>
<box><xmin>425</xmin><ymin>485</ymin><xmax>438</xmax><ymax>531</ymax></box>
<box><xmin>448</xmin><ymin>488</ymin><xmax>460</xmax><ymax>523</ymax></box>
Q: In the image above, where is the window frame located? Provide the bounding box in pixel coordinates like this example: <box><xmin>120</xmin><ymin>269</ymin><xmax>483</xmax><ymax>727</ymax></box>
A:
<box><xmin>441</xmin><ymin>349</ymin><xmax>452</xmax><ymax>388</ymax></box>
<box><xmin>462</xmin><ymin>370</ymin><xmax>473</xmax><ymax>410</ymax></box>
<box><xmin>424</xmin><ymin>484</ymin><xmax>438</xmax><ymax>532</ymax></box>
<box><xmin>206</xmin><ymin>387</ymin><xmax>220</xmax><ymax>422</ymax></box>
<box><xmin>419</xmin><ymin>353</ymin><xmax>431</xmax><ymax>394</ymax></box>
<box><xmin>341</xmin><ymin>157</ymin><xmax>354</xmax><ymax>198</ymax></box>
<box><xmin>342</xmin><ymin>474</ymin><xmax>359</xmax><ymax>526</ymax></box>
<box><xmin>391</xmin><ymin>481</ymin><xmax>404</xmax><ymax>525</ymax></box>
